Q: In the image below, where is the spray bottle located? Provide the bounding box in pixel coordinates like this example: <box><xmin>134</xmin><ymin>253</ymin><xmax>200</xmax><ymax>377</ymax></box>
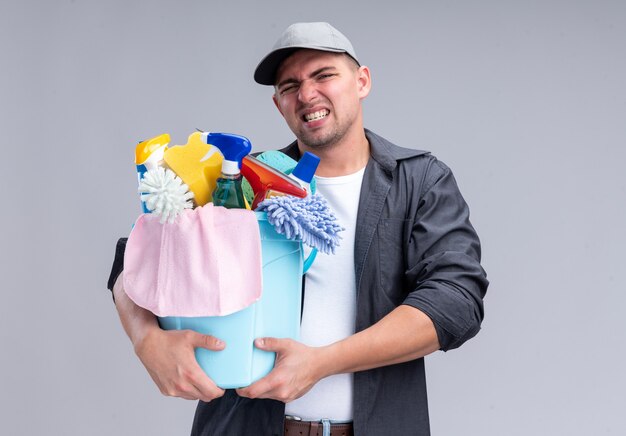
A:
<box><xmin>203</xmin><ymin>132</ymin><xmax>251</xmax><ymax>209</ymax></box>
<box><xmin>287</xmin><ymin>151</ymin><xmax>320</xmax><ymax>195</ymax></box>
<box><xmin>241</xmin><ymin>155</ymin><xmax>308</xmax><ymax>209</ymax></box>
<box><xmin>135</xmin><ymin>134</ymin><xmax>170</xmax><ymax>213</ymax></box>
<box><xmin>257</xmin><ymin>151</ymin><xmax>320</xmax><ymax>205</ymax></box>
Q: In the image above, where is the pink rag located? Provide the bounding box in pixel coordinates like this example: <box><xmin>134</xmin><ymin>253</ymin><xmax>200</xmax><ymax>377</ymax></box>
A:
<box><xmin>123</xmin><ymin>203</ymin><xmax>263</xmax><ymax>317</ymax></box>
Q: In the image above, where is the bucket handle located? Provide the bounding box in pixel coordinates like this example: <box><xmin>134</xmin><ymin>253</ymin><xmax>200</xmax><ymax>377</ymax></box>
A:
<box><xmin>303</xmin><ymin>248</ymin><xmax>317</xmax><ymax>274</ymax></box>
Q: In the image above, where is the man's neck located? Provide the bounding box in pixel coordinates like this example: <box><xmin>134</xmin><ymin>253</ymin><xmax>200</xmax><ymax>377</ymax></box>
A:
<box><xmin>298</xmin><ymin>130</ymin><xmax>370</xmax><ymax>177</ymax></box>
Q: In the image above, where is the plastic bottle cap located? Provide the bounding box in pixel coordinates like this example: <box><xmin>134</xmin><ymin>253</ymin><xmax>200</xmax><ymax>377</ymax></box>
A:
<box><xmin>291</xmin><ymin>152</ymin><xmax>321</xmax><ymax>184</ymax></box>
<box><xmin>222</xmin><ymin>160</ymin><xmax>240</xmax><ymax>176</ymax></box>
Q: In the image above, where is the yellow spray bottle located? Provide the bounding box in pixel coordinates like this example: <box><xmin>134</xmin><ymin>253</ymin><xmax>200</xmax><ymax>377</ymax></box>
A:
<box><xmin>135</xmin><ymin>134</ymin><xmax>170</xmax><ymax>213</ymax></box>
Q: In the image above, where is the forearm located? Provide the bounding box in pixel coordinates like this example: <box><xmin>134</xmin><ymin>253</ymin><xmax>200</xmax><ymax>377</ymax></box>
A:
<box><xmin>112</xmin><ymin>273</ymin><xmax>160</xmax><ymax>349</ymax></box>
<box><xmin>111</xmin><ymin>273</ymin><xmax>226</xmax><ymax>401</ymax></box>
<box><xmin>318</xmin><ymin>305</ymin><xmax>440</xmax><ymax>377</ymax></box>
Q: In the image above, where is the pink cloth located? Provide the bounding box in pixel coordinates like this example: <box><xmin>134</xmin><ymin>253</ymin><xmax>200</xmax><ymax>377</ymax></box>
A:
<box><xmin>123</xmin><ymin>203</ymin><xmax>262</xmax><ymax>317</ymax></box>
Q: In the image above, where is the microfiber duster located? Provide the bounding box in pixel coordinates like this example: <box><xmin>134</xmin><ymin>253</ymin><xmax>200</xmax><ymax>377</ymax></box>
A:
<box><xmin>256</xmin><ymin>194</ymin><xmax>344</xmax><ymax>254</ymax></box>
<box><xmin>138</xmin><ymin>167</ymin><xmax>194</xmax><ymax>223</ymax></box>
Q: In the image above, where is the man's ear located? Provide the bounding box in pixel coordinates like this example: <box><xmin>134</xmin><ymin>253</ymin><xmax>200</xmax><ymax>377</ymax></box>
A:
<box><xmin>272</xmin><ymin>93</ymin><xmax>284</xmax><ymax>117</ymax></box>
<box><xmin>356</xmin><ymin>66</ymin><xmax>371</xmax><ymax>99</ymax></box>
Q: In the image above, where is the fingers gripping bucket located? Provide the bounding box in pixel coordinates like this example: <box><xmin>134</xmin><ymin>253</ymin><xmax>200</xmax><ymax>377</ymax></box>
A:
<box><xmin>158</xmin><ymin>211</ymin><xmax>313</xmax><ymax>388</ymax></box>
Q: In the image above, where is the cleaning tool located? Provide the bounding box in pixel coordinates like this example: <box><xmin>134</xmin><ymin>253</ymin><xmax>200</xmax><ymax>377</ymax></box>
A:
<box><xmin>158</xmin><ymin>211</ymin><xmax>315</xmax><ymax>388</ymax></box>
<box><xmin>135</xmin><ymin>133</ymin><xmax>170</xmax><ymax>213</ymax></box>
<box><xmin>163</xmin><ymin>131</ymin><xmax>223</xmax><ymax>207</ymax></box>
<box><xmin>204</xmin><ymin>132</ymin><xmax>251</xmax><ymax>209</ymax></box>
<box><xmin>138</xmin><ymin>167</ymin><xmax>194</xmax><ymax>224</ymax></box>
<box><xmin>127</xmin><ymin>131</ymin><xmax>322</xmax><ymax>389</ymax></box>
<box><xmin>256</xmin><ymin>194</ymin><xmax>344</xmax><ymax>254</ymax></box>
<box><xmin>288</xmin><ymin>152</ymin><xmax>320</xmax><ymax>195</ymax></box>
<box><xmin>241</xmin><ymin>155</ymin><xmax>307</xmax><ymax>210</ymax></box>
<box><xmin>242</xmin><ymin>151</ymin><xmax>318</xmax><ymax>205</ymax></box>
<box><xmin>262</xmin><ymin>151</ymin><xmax>320</xmax><ymax>200</ymax></box>
<box><xmin>124</xmin><ymin>203</ymin><xmax>263</xmax><ymax>317</ymax></box>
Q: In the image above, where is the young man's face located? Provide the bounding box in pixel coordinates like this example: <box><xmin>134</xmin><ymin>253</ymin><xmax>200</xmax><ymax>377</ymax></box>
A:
<box><xmin>272</xmin><ymin>50</ymin><xmax>370</xmax><ymax>150</ymax></box>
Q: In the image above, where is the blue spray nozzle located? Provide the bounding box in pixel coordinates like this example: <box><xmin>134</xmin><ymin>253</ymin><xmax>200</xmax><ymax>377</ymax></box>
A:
<box><xmin>292</xmin><ymin>152</ymin><xmax>321</xmax><ymax>184</ymax></box>
<box><xmin>203</xmin><ymin>132</ymin><xmax>252</xmax><ymax>175</ymax></box>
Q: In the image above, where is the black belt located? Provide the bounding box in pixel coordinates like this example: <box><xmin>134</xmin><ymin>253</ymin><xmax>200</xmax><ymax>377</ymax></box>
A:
<box><xmin>284</xmin><ymin>417</ymin><xmax>354</xmax><ymax>436</ymax></box>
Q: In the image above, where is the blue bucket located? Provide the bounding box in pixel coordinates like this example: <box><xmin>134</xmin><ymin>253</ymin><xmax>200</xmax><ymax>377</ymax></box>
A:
<box><xmin>158</xmin><ymin>211</ymin><xmax>315</xmax><ymax>389</ymax></box>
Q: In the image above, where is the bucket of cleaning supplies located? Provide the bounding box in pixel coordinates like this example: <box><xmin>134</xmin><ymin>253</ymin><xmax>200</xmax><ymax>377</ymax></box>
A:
<box><xmin>158</xmin><ymin>211</ymin><xmax>313</xmax><ymax>389</ymax></box>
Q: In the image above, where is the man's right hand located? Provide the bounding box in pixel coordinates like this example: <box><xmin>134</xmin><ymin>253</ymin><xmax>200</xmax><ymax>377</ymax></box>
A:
<box><xmin>134</xmin><ymin>328</ymin><xmax>226</xmax><ymax>402</ymax></box>
<box><xmin>113</xmin><ymin>273</ymin><xmax>226</xmax><ymax>402</ymax></box>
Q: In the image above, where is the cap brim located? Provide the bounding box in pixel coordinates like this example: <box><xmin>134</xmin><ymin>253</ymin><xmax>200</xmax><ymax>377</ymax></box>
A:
<box><xmin>253</xmin><ymin>45</ymin><xmax>349</xmax><ymax>86</ymax></box>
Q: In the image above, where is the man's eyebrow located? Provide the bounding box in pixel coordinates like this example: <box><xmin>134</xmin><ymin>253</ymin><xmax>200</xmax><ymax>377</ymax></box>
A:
<box><xmin>309</xmin><ymin>66</ymin><xmax>338</xmax><ymax>77</ymax></box>
<box><xmin>276</xmin><ymin>66</ymin><xmax>338</xmax><ymax>89</ymax></box>
<box><xmin>276</xmin><ymin>77</ymin><xmax>299</xmax><ymax>89</ymax></box>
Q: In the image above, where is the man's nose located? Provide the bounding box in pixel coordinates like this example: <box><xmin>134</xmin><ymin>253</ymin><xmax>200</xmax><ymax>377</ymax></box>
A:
<box><xmin>297</xmin><ymin>79</ymin><xmax>318</xmax><ymax>103</ymax></box>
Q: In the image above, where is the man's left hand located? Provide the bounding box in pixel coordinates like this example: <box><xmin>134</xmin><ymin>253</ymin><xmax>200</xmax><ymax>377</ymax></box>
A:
<box><xmin>236</xmin><ymin>337</ymin><xmax>326</xmax><ymax>403</ymax></box>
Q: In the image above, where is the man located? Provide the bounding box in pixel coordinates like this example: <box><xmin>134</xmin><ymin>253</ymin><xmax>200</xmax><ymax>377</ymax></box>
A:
<box><xmin>108</xmin><ymin>22</ymin><xmax>488</xmax><ymax>436</ymax></box>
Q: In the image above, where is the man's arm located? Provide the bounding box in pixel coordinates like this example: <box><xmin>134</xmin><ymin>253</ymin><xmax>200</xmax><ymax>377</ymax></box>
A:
<box><xmin>238</xmin><ymin>157</ymin><xmax>487</xmax><ymax>402</ymax></box>
<box><xmin>113</xmin><ymin>273</ymin><xmax>226</xmax><ymax>402</ymax></box>
<box><xmin>236</xmin><ymin>305</ymin><xmax>438</xmax><ymax>402</ymax></box>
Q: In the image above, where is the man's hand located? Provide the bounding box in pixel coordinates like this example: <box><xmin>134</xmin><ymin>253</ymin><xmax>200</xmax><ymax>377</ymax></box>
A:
<box><xmin>236</xmin><ymin>338</ymin><xmax>326</xmax><ymax>403</ymax></box>
<box><xmin>113</xmin><ymin>273</ymin><xmax>226</xmax><ymax>402</ymax></box>
<box><xmin>237</xmin><ymin>305</ymin><xmax>440</xmax><ymax>404</ymax></box>
<box><xmin>134</xmin><ymin>328</ymin><xmax>226</xmax><ymax>402</ymax></box>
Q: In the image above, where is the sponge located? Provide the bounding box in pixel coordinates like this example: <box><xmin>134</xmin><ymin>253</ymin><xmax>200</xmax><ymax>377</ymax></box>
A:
<box><xmin>164</xmin><ymin>132</ymin><xmax>223</xmax><ymax>207</ymax></box>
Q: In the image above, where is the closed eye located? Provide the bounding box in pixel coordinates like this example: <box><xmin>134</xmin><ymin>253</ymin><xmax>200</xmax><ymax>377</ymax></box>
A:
<box><xmin>279</xmin><ymin>83</ymin><xmax>298</xmax><ymax>95</ymax></box>
<box><xmin>317</xmin><ymin>73</ymin><xmax>336</xmax><ymax>80</ymax></box>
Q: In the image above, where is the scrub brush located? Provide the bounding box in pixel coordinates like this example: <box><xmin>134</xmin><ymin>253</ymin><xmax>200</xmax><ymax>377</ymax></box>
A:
<box><xmin>256</xmin><ymin>194</ymin><xmax>344</xmax><ymax>254</ymax></box>
<box><xmin>138</xmin><ymin>167</ymin><xmax>194</xmax><ymax>223</ymax></box>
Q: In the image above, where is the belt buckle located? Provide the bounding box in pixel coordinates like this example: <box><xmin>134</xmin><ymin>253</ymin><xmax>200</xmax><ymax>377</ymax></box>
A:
<box><xmin>285</xmin><ymin>414</ymin><xmax>303</xmax><ymax>421</ymax></box>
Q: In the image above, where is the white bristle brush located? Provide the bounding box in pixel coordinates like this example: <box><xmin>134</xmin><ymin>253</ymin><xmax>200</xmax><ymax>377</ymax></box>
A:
<box><xmin>138</xmin><ymin>167</ymin><xmax>194</xmax><ymax>223</ymax></box>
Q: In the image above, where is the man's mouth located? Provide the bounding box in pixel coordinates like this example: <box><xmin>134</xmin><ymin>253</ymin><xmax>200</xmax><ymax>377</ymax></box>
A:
<box><xmin>303</xmin><ymin>109</ymin><xmax>330</xmax><ymax>122</ymax></box>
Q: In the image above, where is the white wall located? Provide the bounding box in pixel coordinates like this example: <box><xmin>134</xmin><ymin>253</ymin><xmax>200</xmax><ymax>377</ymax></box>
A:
<box><xmin>1</xmin><ymin>1</ymin><xmax>624</xmax><ymax>434</ymax></box>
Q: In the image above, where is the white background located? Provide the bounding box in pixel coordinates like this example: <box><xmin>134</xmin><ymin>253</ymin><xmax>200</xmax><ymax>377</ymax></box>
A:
<box><xmin>1</xmin><ymin>1</ymin><xmax>624</xmax><ymax>434</ymax></box>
